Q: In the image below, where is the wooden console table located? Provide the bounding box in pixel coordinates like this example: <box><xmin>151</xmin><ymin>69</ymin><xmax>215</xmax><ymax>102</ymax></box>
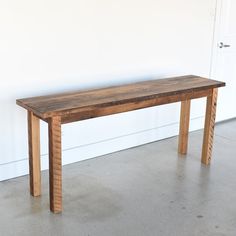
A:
<box><xmin>16</xmin><ymin>75</ymin><xmax>225</xmax><ymax>213</ymax></box>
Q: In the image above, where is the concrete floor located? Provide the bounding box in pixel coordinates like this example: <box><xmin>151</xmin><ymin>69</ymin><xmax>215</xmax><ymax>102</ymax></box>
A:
<box><xmin>1</xmin><ymin>119</ymin><xmax>236</xmax><ymax>236</ymax></box>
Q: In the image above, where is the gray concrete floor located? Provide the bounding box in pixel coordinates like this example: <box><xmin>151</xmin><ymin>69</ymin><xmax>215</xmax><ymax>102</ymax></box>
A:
<box><xmin>1</xmin><ymin>119</ymin><xmax>236</xmax><ymax>236</ymax></box>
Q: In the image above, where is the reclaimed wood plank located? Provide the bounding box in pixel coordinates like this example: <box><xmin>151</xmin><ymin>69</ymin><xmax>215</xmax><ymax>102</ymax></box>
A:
<box><xmin>201</xmin><ymin>88</ymin><xmax>218</xmax><ymax>165</ymax></box>
<box><xmin>16</xmin><ymin>75</ymin><xmax>225</xmax><ymax>121</ymax></box>
<box><xmin>48</xmin><ymin>116</ymin><xmax>62</xmax><ymax>213</ymax></box>
<box><xmin>178</xmin><ymin>100</ymin><xmax>191</xmax><ymax>155</ymax></box>
<box><xmin>61</xmin><ymin>89</ymin><xmax>210</xmax><ymax>124</ymax></box>
<box><xmin>28</xmin><ymin>111</ymin><xmax>41</xmax><ymax>197</ymax></box>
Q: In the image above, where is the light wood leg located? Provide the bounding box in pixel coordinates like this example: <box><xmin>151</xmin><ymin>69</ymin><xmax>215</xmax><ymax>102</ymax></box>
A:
<box><xmin>48</xmin><ymin>116</ymin><xmax>62</xmax><ymax>213</ymax></box>
<box><xmin>178</xmin><ymin>100</ymin><xmax>191</xmax><ymax>155</ymax></box>
<box><xmin>201</xmin><ymin>88</ymin><xmax>218</xmax><ymax>165</ymax></box>
<box><xmin>28</xmin><ymin>111</ymin><xmax>41</xmax><ymax>197</ymax></box>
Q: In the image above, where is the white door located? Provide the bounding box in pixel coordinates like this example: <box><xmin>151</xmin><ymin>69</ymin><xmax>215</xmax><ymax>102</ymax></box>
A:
<box><xmin>212</xmin><ymin>0</ymin><xmax>236</xmax><ymax>121</ymax></box>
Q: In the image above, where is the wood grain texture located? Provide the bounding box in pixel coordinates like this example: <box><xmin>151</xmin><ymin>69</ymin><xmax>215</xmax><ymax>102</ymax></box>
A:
<box><xmin>28</xmin><ymin>111</ymin><xmax>41</xmax><ymax>197</ymax></box>
<box><xmin>60</xmin><ymin>88</ymin><xmax>212</xmax><ymax>124</ymax></box>
<box><xmin>48</xmin><ymin>116</ymin><xmax>62</xmax><ymax>213</ymax></box>
<box><xmin>16</xmin><ymin>75</ymin><xmax>225</xmax><ymax>121</ymax></box>
<box><xmin>16</xmin><ymin>75</ymin><xmax>225</xmax><ymax>213</ymax></box>
<box><xmin>201</xmin><ymin>88</ymin><xmax>218</xmax><ymax>165</ymax></box>
<box><xmin>178</xmin><ymin>100</ymin><xmax>191</xmax><ymax>155</ymax></box>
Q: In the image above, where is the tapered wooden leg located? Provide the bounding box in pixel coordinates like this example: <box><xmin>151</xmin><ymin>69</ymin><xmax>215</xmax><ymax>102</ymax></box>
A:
<box><xmin>201</xmin><ymin>88</ymin><xmax>218</xmax><ymax>165</ymax></box>
<box><xmin>178</xmin><ymin>100</ymin><xmax>191</xmax><ymax>155</ymax></box>
<box><xmin>48</xmin><ymin>116</ymin><xmax>62</xmax><ymax>213</ymax></box>
<box><xmin>28</xmin><ymin>111</ymin><xmax>41</xmax><ymax>197</ymax></box>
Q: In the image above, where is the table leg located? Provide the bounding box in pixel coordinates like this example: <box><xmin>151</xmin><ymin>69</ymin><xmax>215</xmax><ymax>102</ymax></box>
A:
<box><xmin>28</xmin><ymin>111</ymin><xmax>41</xmax><ymax>197</ymax></box>
<box><xmin>178</xmin><ymin>100</ymin><xmax>191</xmax><ymax>155</ymax></box>
<box><xmin>201</xmin><ymin>88</ymin><xmax>218</xmax><ymax>165</ymax></box>
<box><xmin>48</xmin><ymin>116</ymin><xmax>62</xmax><ymax>213</ymax></box>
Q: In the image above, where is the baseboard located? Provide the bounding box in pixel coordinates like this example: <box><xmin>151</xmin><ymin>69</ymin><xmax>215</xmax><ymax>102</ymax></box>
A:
<box><xmin>0</xmin><ymin>116</ymin><xmax>204</xmax><ymax>181</ymax></box>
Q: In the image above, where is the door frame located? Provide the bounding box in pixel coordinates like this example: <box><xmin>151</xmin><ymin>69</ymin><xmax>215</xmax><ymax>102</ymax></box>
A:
<box><xmin>210</xmin><ymin>0</ymin><xmax>236</xmax><ymax>121</ymax></box>
<box><xmin>210</xmin><ymin>0</ymin><xmax>223</xmax><ymax>79</ymax></box>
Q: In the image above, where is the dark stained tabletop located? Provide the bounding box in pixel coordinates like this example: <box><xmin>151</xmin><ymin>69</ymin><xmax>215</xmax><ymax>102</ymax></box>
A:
<box><xmin>16</xmin><ymin>75</ymin><xmax>225</xmax><ymax>119</ymax></box>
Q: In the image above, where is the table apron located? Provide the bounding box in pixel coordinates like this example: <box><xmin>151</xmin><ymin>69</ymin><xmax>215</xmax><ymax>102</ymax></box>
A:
<box><xmin>59</xmin><ymin>88</ymin><xmax>213</xmax><ymax>124</ymax></box>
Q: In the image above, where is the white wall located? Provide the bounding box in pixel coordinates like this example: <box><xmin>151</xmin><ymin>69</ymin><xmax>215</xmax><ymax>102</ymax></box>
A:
<box><xmin>0</xmin><ymin>0</ymin><xmax>217</xmax><ymax>181</ymax></box>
